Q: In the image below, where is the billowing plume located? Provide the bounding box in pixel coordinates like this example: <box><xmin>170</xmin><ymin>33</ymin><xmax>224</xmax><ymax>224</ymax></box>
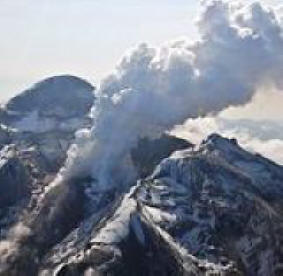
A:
<box><xmin>60</xmin><ymin>0</ymin><xmax>283</xmax><ymax>186</ymax></box>
<box><xmin>0</xmin><ymin>222</ymin><xmax>31</xmax><ymax>273</ymax></box>
<box><xmin>171</xmin><ymin>116</ymin><xmax>283</xmax><ymax>165</ymax></box>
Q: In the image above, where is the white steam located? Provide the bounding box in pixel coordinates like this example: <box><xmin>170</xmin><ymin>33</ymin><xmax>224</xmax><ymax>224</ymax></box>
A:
<box><xmin>59</xmin><ymin>0</ymin><xmax>283</xmax><ymax>186</ymax></box>
<box><xmin>172</xmin><ymin>117</ymin><xmax>283</xmax><ymax>165</ymax></box>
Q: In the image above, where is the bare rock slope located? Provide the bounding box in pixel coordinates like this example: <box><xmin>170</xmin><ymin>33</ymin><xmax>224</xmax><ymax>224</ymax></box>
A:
<box><xmin>1</xmin><ymin>76</ymin><xmax>283</xmax><ymax>276</ymax></box>
<box><xmin>0</xmin><ymin>75</ymin><xmax>95</xmax><ymax>235</ymax></box>
<box><xmin>39</xmin><ymin>134</ymin><xmax>283</xmax><ymax>276</ymax></box>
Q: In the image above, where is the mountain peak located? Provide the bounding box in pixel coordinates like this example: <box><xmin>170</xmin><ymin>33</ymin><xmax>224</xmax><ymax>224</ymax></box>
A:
<box><xmin>202</xmin><ymin>133</ymin><xmax>239</xmax><ymax>150</ymax></box>
<box><xmin>5</xmin><ymin>75</ymin><xmax>95</xmax><ymax>119</ymax></box>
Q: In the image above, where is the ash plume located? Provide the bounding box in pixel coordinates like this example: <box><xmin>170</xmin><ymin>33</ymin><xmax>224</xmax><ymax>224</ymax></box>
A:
<box><xmin>59</xmin><ymin>0</ymin><xmax>283</xmax><ymax>186</ymax></box>
<box><xmin>0</xmin><ymin>222</ymin><xmax>31</xmax><ymax>273</ymax></box>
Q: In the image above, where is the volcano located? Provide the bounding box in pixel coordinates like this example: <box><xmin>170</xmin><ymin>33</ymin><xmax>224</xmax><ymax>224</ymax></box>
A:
<box><xmin>0</xmin><ymin>76</ymin><xmax>282</xmax><ymax>276</ymax></box>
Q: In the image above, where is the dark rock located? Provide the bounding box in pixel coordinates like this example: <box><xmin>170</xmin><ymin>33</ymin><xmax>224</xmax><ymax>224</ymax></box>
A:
<box><xmin>0</xmin><ymin>125</ymin><xmax>10</xmax><ymax>148</ymax></box>
<box><xmin>1</xmin><ymin>76</ymin><xmax>283</xmax><ymax>276</ymax></box>
<box><xmin>136</xmin><ymin>135</ymin><xmax>283</xmax><ymax>276</ymax></box>
<box><xmin>0</xmin><ymin>75</ymin><xmax>96</xmax><ymax>275</ymax></box>
<box><xmin>0</xmin><ymin>147</ymin><xmax>30</xmax><ymax>208</ymax></box>
<box><xmin>131</xmin><ymin>134</ymin><xmax>193</xmax><ymax>178</ymax></box>
<box><xmin>4</xmin><ymin>75</ymin><xmax>94</xmax><ymax>120</ymax></box>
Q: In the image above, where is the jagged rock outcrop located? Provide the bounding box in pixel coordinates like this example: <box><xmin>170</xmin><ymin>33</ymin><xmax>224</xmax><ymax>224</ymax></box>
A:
<box><xmin>131</xmin><ymin>134</ymin><xmax>193</xmax><ymax>178</ymax></box>
<box><xmin>19</xmin><ymin>134</ymin><xmax>283</xmax><ymax>276</ymax></box>
<box><xmin>0</xmin><ymin>125</ymin><xmax>10</xmax><ymax>147</ymax></box>
<box><xmin>136</xmin><ymin>134</ymin><xmax>283</xmax><ymax>276</ymax></box>
<box><xmin>0</xmin><ymin>75</ymin><xmax>95</xmax><ymax>173</ymax></box>
<box><xmin>0</xmin><ymin>76</ymin><xmax>193</xmax><ymax>276</ymax></box>
<box><xmin>39</xmin><ymin>184</ymin><xmax>239</xmax><ymax>276</ymax></box>
<box><xmin>1</xmin><ymin>76</ymin><xmax>283</xmax><ymax>276</ymax></box>
<box><xmin>0</xmin><ymin>76</ymin><xmax>95</xmax><ymax>259</ymax></box>
<box><xmin>0</xmin><ymin>145</ymin><xmax>30</xmax><ymax>208</ymax></box>
<box><xmin>0</xmin><ymin>134</ymin><xmax>193</xmax><ymax>276</ymax></box>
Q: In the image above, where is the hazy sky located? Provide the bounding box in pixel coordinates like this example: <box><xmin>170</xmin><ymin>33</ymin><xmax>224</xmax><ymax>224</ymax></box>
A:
<box><xmin>0</xmin><ymin>0</ymin><xmax>199</xmax><ymax>101</ymax></box>
<box><xmin>0</xmin><ymin>0</ymin><xmax>282</xmax><ymax>102</ymax></box>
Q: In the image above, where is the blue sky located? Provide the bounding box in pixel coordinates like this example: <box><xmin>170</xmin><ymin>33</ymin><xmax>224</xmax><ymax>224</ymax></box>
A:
<box><xmin>0</xmin><ymin>0</ymin><xmax>281</xmax><ymax>101</ymax></box>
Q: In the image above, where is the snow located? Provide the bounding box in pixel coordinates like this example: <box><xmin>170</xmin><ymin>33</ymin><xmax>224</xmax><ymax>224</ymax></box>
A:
<box><xmin>0</xmin><ymin>145</ymin><xmax>15</xmax><ymax>168</ymax></box>
<box><xmin>91</xmin><ymin>186</ymin><xmax>137</xmax><ymax>244</ymax></box>
<box><xmin>12</xmin><ymin>110</ymin><xmax>87</xmax><ymax>133</ymax></box>
<box><xmin>13</xmin><ymin>111</ymin><xmax>55</xmax><ymax>133</ymax></box>
<box><xmin>144</xmin><ymin>206</ymin><xmax>176</xmax><ymax>224</ymax></box>
<box><xmin>142</xmin><ymin>204</ymin><xmax>231</xmax><ymax>274</ymax></box>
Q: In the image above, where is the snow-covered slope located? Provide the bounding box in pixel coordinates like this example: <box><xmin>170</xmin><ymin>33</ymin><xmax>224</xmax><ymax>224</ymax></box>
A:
<box><xmin>0</xmin><ymin>75</ymin><xmax>95</xmax><ymax>172</ymax></box>
<box><xmin>17</xmin><ymin>134</ymin><xmax>283</xmax><ymax>276</ymax></box>
<box><xmin>1</xmin><ymin>76</ymin><xmax>283</xmax><ymax>276</ymax></box>
<box><xmin>0</xmin><ymin>76</ymin><xmax>95</xmax><ymax>271</ymax></box>
<box><xmin>137</xmin><ymin>134</ymin><xmax>283</xmax><ymax>275</ymax></box>
<box><xmin>1</xmin><ymin>75</ymin><xmax>94</xmax><ymax>133</ymax></box>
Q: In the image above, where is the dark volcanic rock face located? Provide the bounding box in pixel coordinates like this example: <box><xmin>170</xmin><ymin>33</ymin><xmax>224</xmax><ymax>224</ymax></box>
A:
<box><xmin>0</xmin><ymin>146</ymin><xmax>30</xmax><ymax>208</ymax></box>
<box><xmin>0</xmin><ymin>75</ymin><xmax>95</xmax><ymax>271</ymax></box>
<box><xmin>30</xmin><ymin>134</ymin><xmax>283</xmax><ymax>276</ymax></box>
<box><xmin>0</xmin><ymin>76</ymin><xmax>196</xmax><ymax>276</ymax></box>
<box><xmin>136</xmin><ymin>134</ymin><xmax>283</xmax><ymax>276</ymax></box>
<box><xmin>4</xmin><ymin>75</ymin><xmax>94</xmax><ymax>119</ymax></box>
<box><xmin>0</xmin><ymin>135</ymin><xmax>195</xmax><ymax>276</ymax></box>
<box><xmin>131</xmin><ymin>134</ymin><xmax>193</xmax><ymax>178</ymax></box>
<box><xmin>1</xmin><ymin>76</ymin><xmax>283</xmax><ymax>276</ymax></box>
<box><xmin>0</xmin><ymin>75</ymin><xmax>95</xmax><ymax>173</ymax></box>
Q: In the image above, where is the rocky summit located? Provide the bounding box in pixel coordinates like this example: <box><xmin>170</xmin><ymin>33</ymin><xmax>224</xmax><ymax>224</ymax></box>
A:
<box><xmin>0</xmin><ymin>77</ymin><xmax>283</xmax><ymax>276</ymax></box>
<box><xmin>37</xmin><ymin>134</ymin><xmax>283</xmax><ymax>276</ymax></box>
<box><xmin>0</xmin><ymin>75</ymin><xmax>95</xmax><ymax>247</ymax></box>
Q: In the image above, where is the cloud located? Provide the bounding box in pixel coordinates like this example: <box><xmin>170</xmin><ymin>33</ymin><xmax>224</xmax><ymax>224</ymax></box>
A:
<box><xmin>56</xmin><ymin>0</ymin><xmax>283</xmax><ymax>186</ymax></box>
<box><xmin>171</xmin><ymin>117</ymin><xmax>283</xmax><ymax>165</ymax></box>
<box><xmin>2</xmin><ymin>1</ymin><xmax>283</xmax><ymax>270</ymax></box>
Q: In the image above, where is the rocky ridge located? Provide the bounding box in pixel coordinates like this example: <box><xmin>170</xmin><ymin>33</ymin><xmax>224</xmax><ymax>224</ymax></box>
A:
<box><xmin>0</xmin><ymin>76</ymin><xmax>283</xmax><ymax>276</ymax></box>
<box><xmin>37</xmin><ymin>134</ymin><xmax>283</xmax><ymax>276</ymax></box>
<box><xmin>0</xmin><ymin>75</ymin><xmax>95</xmax><ymax>237</ymax></box>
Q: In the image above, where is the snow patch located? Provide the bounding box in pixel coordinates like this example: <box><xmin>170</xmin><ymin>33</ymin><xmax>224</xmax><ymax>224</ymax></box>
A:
<box><xmin>91</xmin><ymin>186</ymin><xmax>137</xmax><ymax>244</ymax></box>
